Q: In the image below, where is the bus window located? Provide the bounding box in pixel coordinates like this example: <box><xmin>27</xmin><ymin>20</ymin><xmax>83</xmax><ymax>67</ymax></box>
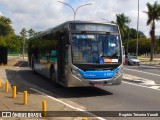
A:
<box><xmin>72</xmin><ymin>34</ymin><xmax>121</xmax><ymax>64</ymax></box>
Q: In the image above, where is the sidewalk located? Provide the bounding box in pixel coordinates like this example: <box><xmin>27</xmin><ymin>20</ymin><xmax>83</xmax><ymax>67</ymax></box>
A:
<box><xmin>0</xmin><ymin>58</ymin><xmax>94</xmax><ymax>120</ymax></box>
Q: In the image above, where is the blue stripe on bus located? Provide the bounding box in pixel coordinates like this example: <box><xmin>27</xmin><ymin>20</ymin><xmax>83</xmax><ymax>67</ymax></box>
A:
<box><xmin>77</xmin><ymin>68</ymin><xmax>119</xmax><ymax>79</ymax></box>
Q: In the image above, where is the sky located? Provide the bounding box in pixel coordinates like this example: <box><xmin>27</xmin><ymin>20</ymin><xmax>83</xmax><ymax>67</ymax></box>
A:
<box><xmin>0</xmin><ymin>0</ymin><xmax>160</xmax><ymax>37</ymax></box>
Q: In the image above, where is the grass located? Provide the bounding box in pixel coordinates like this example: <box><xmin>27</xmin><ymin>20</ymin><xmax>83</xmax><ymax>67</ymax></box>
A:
<box><xmin>139</xmin><ymin>59</ymin><xmax>160</xmax><ymax>63</ymax></box>
<box><xmin>140</xmin><ymin>60</ymin><xmax>160</xmax><ymax>62</ymax></box>
<box><xmin>137</xmin><ymin>56</ymin><xmax>160</xmax><ymax>63</ymax></box>
<box><xmin>8</xmin><ymin>53</ymin><xmax>28</xmax><ymax>57</ymax></box>
<box><xmin>8</xmin><ymin>53</ymin><xmax>19</xmax><ymax>56</ymax></box>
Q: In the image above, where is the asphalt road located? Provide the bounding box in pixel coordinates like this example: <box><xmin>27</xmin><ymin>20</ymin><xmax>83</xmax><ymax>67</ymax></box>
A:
<box><xmin>124</xmin><ymin>65</ymin><xmax>160</xmax><ymax>84</ymax></box>
<box><xmin>6</xmin><ymin>61</ymin><xmax>160</xmax><ymax>120</ymax></box>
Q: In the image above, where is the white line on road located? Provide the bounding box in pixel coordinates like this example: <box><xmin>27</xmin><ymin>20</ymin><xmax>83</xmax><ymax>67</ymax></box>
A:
<box><xmin>148</xmin><ymin>86</ymin><xmax>160</xmax><ymax>89</ymax></box>
<box><xmin>30</xmin><ymin>88</ymin><xmax>106</xmax><ymax>120</ymax></box>
<box><xmin>140</xmin><ymin>65</ymin><xmax>160</xmax><ymax>68</ymax></box>
<box><xmin>122</xmin><ymin>81</ymin><xmax>160</xmax><ymax>91</ymax></box>
<box><xmin>124</xmin><ymin>68</ymin><xmax>160</xmax><ymax>77</ymax></box>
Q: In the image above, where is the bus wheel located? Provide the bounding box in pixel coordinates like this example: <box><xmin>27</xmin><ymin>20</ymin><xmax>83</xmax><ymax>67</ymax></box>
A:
<box><xmin>50</xmin><ymin>68</ymin><xmax>57</xmax><ymax>86</ymax></box>
<box><xmin>32</xmin><ymin>60</ymin><xmax>36</xmax><ymax>73</ymax></box>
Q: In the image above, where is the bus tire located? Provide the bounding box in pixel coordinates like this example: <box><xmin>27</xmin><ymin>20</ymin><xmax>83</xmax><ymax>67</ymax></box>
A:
<box><xmin>31</xmin><ymin>59</ymin><xmax>36</xmax><ymax>73</ymax></box>
<box><xmin>50</xmin><ymin>67</ymin><xmax>58</xmax><ymax>87</ymax></box>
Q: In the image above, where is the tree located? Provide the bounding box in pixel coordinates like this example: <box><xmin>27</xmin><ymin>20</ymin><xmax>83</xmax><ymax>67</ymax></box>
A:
<box><xmin>28</xmin><ymin>28</ymin><xmax>36</xmax><ymax>38</ymax></box>
<box><xmin>0</xmin><ymin>36</ymin><xmax>7</xmax><ymax>46</ymax></box>
<box><xmin>156</xmin><ymin>38</ymin><xmax>160</xmax><ymax>53</ymax></box>
<box><xmin>123</xmin><ymin>38</ymin><xmax>151</xmax><ymax>55</ymax></box>
<box><xmin>144</xmin><ymin>1</ymin><xmax>160</xmax><ymax>61</ymax></box>
<box><xmin>0</xmin><ymin>16</ymin><xmax>14</xmax><ymax>36</ymax></box>
<box><xmin>124</xmin><ymin>28</ymin><xmax>146</xmax><ymax>40</ymax></box>
<box><xmin>20</xmin><ymin>28</ymin><xmax>27</xmax><ymax>38</ymax></box>
<box><xmin>116</xmin><ymin>13</ymin><xmax>130</xmax><ymax>41</ymax></box>
<box><xmin>7</xmin><ymin>35</ymin><xmax>23</xmax><ymax>53</ymax></box>
<box><xmin>0</xmin><ymin>16</ymin><xmax>14</xmax><ymax>48</ymax></box>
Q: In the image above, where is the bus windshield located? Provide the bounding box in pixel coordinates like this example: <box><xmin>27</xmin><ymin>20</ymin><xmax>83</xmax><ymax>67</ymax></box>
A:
<box><xmin>72</xmin><ymin>34</ymin><xmax>121</xmax><ymax>64</ymax></box>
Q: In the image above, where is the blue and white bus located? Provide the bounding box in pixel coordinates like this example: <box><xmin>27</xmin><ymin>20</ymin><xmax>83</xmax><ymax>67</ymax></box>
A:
<box><xmin>28</xmin><ymin>21</ymin><xmax>123</xmax><ymax>87</ymax></box>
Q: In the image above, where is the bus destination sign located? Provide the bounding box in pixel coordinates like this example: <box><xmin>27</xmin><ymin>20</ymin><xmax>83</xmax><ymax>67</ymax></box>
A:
<box><xmin>71</xmin><ymin>24</ymin><xmax>118</xmax><ymax>33</ymax></box>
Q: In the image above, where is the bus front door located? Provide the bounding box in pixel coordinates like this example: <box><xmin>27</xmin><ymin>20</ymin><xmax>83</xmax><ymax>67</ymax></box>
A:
<box><xmin>58</xmin><ymin>34</ymin><xmax>68</xmax><ymax>83</ymax></box>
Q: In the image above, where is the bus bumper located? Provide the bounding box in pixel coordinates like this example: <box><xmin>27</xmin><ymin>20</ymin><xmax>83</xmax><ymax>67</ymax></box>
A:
<box><xmin>67</xmin><ymin>73</ymin><xmax>122</xmax><ymax>87</ymax></box>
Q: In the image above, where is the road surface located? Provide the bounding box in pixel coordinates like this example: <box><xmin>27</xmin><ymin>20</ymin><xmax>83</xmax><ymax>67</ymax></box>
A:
<box><xmin>6</xmin><ymin>61</ymin><xmax>160</xmax><ymax>120</ymax></box>
<box><xmin>124</xmin><ymin>65</ymin><xmax>160</xmax><ymax>84</ymax></box>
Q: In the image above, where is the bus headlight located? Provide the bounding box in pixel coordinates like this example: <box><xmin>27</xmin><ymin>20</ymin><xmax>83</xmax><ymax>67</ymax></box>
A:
<box><xmin>71</xmin><ymin>68</ymin><xmax>83</xmax><ymax>79</ymax></box>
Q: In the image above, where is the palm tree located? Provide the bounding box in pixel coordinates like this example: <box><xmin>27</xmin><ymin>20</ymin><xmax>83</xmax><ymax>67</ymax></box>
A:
<box><xmin>144</xmin><ymin>1</ymin><xmax>160</xmax><ymax>61</ymax></box>
<box><xmin>116</xmin><ymin>13</ymin><xmax>131</xmax><ymax>41</ymax></box>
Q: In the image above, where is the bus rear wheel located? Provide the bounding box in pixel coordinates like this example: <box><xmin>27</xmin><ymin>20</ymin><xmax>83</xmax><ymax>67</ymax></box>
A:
<box><xmin>32</xmin><ymin>60</ymin><xmax>36</xmax><ymax>73</ymax></box>
<box><xmin>50</xmin><ymin>68</ymin><xmax>57</xmax><ymax>86</ymax></box>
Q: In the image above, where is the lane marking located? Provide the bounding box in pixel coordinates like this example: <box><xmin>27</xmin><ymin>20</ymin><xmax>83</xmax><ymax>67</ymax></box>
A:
<box><xmin>149</xmin><ymin>86</ymin><xmax>160</xmax><ymax>89</ymax></box>
<box><xmin>123</xmin><ymin>74</ymin><xmax>157</xmax><ymax>85</ymax></box>
<box><xmin>122</xmin><ymin>81</ymin><xmax>160</xmax><ymax>91</ymax></box>
<box><xmin>124</xmin><ymin>68</ymin><xmax>160</xmax><ymax>77</ymax></box>
<box><xmin>30</xmin><ymin>88</ymin><xmax>105</xmax><ymax>120</ymax></box>
<box><xmin>140</xmin><ymin>65</ymin><xmax>160</xmax><ymax>68</ymax></box>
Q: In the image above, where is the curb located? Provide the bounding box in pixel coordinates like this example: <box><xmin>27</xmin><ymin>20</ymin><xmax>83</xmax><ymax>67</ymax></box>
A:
<box><xmin>122</xmin><ymin>74</ymin><xmax>143</xmax><ymax>83</ymax></box>
<box><xmin>123</xmin><ymin>78</ymin><xmax>142</xmax><ymax>83</ymax></box>
<box><xmin>141</xmin><ymin>64</ymin><xmax>160</xmax><ymax>67</ymax></box>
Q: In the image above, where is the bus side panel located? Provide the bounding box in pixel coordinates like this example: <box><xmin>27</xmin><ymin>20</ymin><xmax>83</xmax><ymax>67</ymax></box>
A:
<box><xmin>29</xmin><ymin>33</ymin><xmax>59</xmax><ymax>79</ymax></box>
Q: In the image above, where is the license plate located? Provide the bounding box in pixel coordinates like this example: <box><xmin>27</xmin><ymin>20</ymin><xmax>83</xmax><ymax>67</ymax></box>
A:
<box><xmin>94</xmin><ymin>83</ymin><xmax>103</xmax><ymax>86</ymax></box>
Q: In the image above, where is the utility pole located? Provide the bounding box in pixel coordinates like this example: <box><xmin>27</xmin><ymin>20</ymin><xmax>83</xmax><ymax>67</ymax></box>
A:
<box><xmin>136</xmin><ymin>0</ymin><xmax>139</xmax><ymax>57</ymax></box>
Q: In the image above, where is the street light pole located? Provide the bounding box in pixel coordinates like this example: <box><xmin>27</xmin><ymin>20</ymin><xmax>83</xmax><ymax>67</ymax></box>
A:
<box><xmin>101</xmin><ymin>18</ymin><xmax>111</xmax><ymax>23</ymax></box>
<box><xmin>58</xmin><ymin>1</ymin><xmax>92</xmax><ymax>21</ymax></box>
<box><xmin>136</xmin><ymin>0</ymin><xmax>139</xmax><ymax>57</ymax></box>
<box><xmin>74</xmin><ymin>4</ymin><xmax>92</xmax><ymax>20</ymax></box>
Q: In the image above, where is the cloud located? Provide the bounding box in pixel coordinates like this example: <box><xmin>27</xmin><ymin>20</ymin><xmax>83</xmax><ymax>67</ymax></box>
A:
<box><xmin>0</xmin><ymin>0</ymin><xmax>159</xmax><ymax>37</ymax></box>
<box><xmin>0</xmin><ymin>11</ymin><xmax>2</xmax><ymax>16</ymax></box>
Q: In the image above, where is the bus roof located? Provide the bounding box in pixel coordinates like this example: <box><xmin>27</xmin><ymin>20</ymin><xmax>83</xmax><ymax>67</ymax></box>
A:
<box><xmin>30</xmin><ymin>21</ymin><xmax>118</xmax><ymax>39</ymax></box>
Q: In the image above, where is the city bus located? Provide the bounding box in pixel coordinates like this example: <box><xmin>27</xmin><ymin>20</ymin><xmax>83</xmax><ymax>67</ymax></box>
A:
<box><xmin>28</xmin><ymin>21</ymin><xmax>123</xmax><ymax>87</ymax></box>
